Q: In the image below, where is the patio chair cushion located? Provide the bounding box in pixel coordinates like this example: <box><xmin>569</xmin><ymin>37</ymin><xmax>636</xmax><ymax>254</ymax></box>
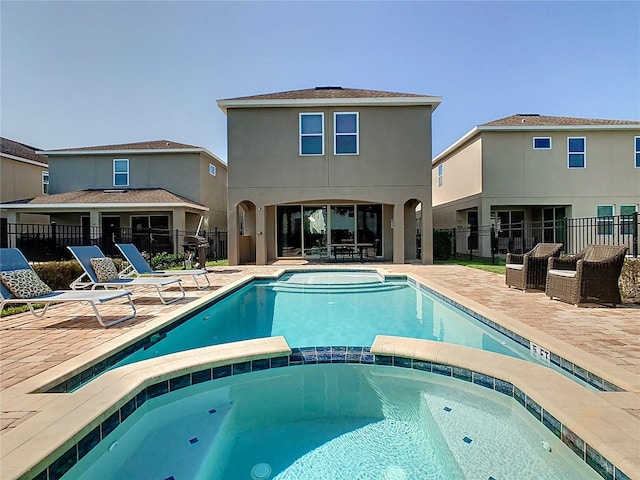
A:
<box><xmin>505</xmin><ymin>263</ymin><xmax>524</xmax><ymax>271</ymax></box>
<box><xmin>1</xmin><ymin>269</ymin><xmax>53</xmax><ymax>299</ymax></box>
<box><xmin>548</xmin><ymin>269</ymin><xmax>577</xmax><ymax>278</ymax></box>
<box><xmin>90</xmin><ymin>257</ymin><xmax>119</xmax><ymax>282</ymax></box>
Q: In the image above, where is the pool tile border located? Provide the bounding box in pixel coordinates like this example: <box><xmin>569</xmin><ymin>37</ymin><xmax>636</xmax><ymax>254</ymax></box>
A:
<box><xmin>33</xmin><ymin>349</ymin><xmax>628</xmax><ymax>480</ymax></box>
<box><xmin>406</xmin><ymin>277</ymin><xmax>624</xmax><ymax>392</ymax></box>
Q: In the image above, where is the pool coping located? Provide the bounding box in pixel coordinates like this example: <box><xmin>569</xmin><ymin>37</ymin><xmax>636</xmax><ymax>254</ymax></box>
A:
<box><xmin>1</xmin><ymin>335</ymin><xmax>638</xmax><ymax>480</ymax></box>
<box><xmin>1</xmin><ymin>267</ymin><xmax>639</xmax><ymax>479</ymax></box>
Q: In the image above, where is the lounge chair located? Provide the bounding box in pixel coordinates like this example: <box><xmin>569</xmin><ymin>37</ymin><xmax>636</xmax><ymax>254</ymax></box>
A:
<box><xmin>116</xmin><ymin>243</ymin><xmax>210</xmax><ymax>289</ymax></box>
<box><xmin>545</xmin><ymin>244</ymin><xmax>628</xmax><ymax>306</ymax></box>
<box><xmin>1</xmin><ymin>248</ymin><xmax>136</xmax><ymax>327</ymax></box>
<box><xmin>506</xmin><ymin>243</ymin><xmax>563</xmax><ymax>291</ymax></box>
<box><xmin>67</xmin><ymin>245</ymin><xmax>185</xmax><ymax>305</ymax></box>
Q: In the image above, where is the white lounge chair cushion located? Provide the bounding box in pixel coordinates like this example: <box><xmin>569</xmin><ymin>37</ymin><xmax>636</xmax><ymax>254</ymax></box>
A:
<box><xmin>548</xmin><ymin>269</ymin><xmax>577</xmax><ymax>278</ymax></box>
<box><xmin>1</xmin><ymin>269</ymin><xmax>52</xmax><ymax>298</ymax></box>
<box><xmin>505</xmin><ymin>263</ymin><xmax>524</xmax><ymax>271</ymax></box>
<box><xmin>90</xmin><ymin>257</ymin><xmax>119</xmax><ymax>282</ymax></box>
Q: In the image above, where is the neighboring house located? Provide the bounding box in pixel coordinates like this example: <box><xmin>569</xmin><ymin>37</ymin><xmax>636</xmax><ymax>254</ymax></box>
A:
<box><xmin>1</xmin><ymin>140</ymin><xmax>227</xmax><ymax>255</ymax></box>
<box><xmin>217</xmin><ymin>86</ymin><xmax>441</xmax><ymax>265</ymax></box>
<box><xmin>432</xmin><ymin>114</ymin><xmax>640</xmax><ymax>256</ymax></box>
<box><xmin>0</xmin><ymin>137</ymin><xmax>50</xmax><ymax>230</ymax></box>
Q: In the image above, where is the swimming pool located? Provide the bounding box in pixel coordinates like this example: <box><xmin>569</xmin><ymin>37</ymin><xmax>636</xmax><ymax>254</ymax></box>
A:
<box><xmin>65</xmin><ymin>364</ymin><xmax>600</xmax><ymax>480</ymax></box>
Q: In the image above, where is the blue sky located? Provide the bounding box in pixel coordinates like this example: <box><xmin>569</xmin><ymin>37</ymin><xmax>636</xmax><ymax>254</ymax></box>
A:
<box><xmin>2</xmin><ymin>1</ymin><xmax>639</xmax><ymax>161</ymax></box>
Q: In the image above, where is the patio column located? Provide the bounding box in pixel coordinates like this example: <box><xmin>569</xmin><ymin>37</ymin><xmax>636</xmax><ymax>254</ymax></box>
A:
<box><xmin>227</xmin><ymin>206</ymin><xmax>239</xmax><ymax>266</ymax></box>
<box><xmin>173</xmin><ymin>212</ymin><xmax>185</xmax><ymax>257</ymax></box>
<box><xmin>89</xmin><ymin>210</ymin><xmax>100</xmax><ymax>243</ymax></box>
<box><xmin>6</xmin><ymin>211</ymin><xmax>17</xmax><ymax>247</ymax></box>
<box><xmin>255</xmin><ymin>204</ymin><xmax>266</xmax><ymax>265</ymax></box>
<box><xmin>393</xmin><ymin>203</ymin><xmax>405</xmax><ymax>264</ymax></box>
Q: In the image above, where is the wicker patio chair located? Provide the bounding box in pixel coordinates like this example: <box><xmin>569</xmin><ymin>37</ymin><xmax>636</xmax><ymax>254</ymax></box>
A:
<box><xmin>545</xmin><ymin>245</ymin><xmax>628</xmax><ymax>306</ymax></box>
<box><xmin>505</xmin><ymin>242</ymin><xmax>563</xmax><ymax>291</ymax></box>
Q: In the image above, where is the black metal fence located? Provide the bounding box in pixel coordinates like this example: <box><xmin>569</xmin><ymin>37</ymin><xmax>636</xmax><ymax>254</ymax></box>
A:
<box><xmin>443</xmin><ymin>213</ymin><xmax>638</xmax><ymax>262</ymax></box>
<box><xmin>1</xmin><ymin>222</ymin><xmax>228</xmax><ymax>263</ymax></box>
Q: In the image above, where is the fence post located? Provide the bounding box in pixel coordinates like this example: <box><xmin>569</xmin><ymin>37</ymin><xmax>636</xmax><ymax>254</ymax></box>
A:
<box><xmin>633</xmin><ymin>212</ymin><xmax>638</xmax><ymax>258</ymax></box>
<box><xmin>490</xmin><ymin>225</ymin><xmax>496</xmax><ymax>265</ymax></box>
<box><xmin>452</xmin><ymin>227</ymin><xmax>456</xmax><ymax>259</ymax></box>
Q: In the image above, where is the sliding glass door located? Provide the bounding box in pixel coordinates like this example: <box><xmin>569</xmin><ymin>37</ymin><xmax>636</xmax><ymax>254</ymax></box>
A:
<box><xmin>303</xmin><ymin>206</ymin><xmax>327</xmax><ymax>258</ymax></box>
<box><xmin>277</xmin><ymin>206</ymin><xmax>302</xmax><ymax>257</ymax></box>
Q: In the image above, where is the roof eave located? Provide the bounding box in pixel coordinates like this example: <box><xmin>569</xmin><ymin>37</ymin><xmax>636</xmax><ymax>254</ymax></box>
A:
<box><xmin>1</xmin><ymin>152</ymin><xmax>49</xmax><ymax>168</ymax></box>
<box><xmin>478</xmin><ymin>124</ymin><xmax>640</xmax><ymax>131</ymax></box>
<box><xmin>0</xmin><ymin>202</ymin><xmax>209</xmax><ymax>211</ymax></box>
<box><xmin>217</xmin><ymin>96</ymin><xmax>443</xmax><ymax>114</ymax></box>
<box><xmin>432</xmin><ymin>127</ymin><xmax>480</xmax><ymax>165</ymax></box>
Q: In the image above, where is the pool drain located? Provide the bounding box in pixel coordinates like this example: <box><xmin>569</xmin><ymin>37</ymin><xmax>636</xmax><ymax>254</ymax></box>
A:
<box><xmin>251</xmin><ymin>462</ymin><xmax>272</xmax><ymax>480</ymax></box>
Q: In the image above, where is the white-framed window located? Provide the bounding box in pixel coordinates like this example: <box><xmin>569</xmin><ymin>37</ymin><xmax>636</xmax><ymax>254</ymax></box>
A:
<box><xmin>437</xmin><ymin>164</ymin><xmax>443</xmax><ymax>187</ymax></box>
<box><xmin>299</xmin><ymin>113</ymin><xmax>324</xmax><ymax>155</ymax></box>
<box><xmin>567</xmin><ymin>137</ymin><xmax>586</xmax><ymax>168</ymax></box>
<box><xmin>620</xmin><ymin>205</ymin><xmax>638</xmax><ymax>235</ymax></box>
<box><xmin>209</xmin><ymin>163</ymin><xmax>216</xmax><ymax>176</ymax></box>
<box><xmin>113</xmin><ymin>158</ymin><xmax>129</xmax><ymax>186</ymax></box>
<box><xmin>533</xmin><ymin>137</ymin><xmax>552</xmax><ymax>150</ymax></box>
<box><xmin>635</xmin><ymin>136</ymin><xmax>640</xmax><ymax>168</ymax></box>
<box><xmin>42</xmin><ymin>171</ymin><xmax>49</xmax><ymax>194</ymax></box>
<box><xmin>334</xmin><ymin>112</ymin><xmax>359</xmax><ymax>155</ymax></box>
<box><xmin>597</xmin><ymin>205</ymin><xmax>614</xmax><ymax>235</ymax></box>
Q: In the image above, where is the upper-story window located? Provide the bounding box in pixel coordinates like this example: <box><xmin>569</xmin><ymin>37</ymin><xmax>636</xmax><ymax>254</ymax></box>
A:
<box><xmin>300</xmin><ymin>113</ymin><xmax>324</xmax><ymax>155</ymax></box>
<box><xmin>334</xmin><ymin>112</ymin><xmax>359</xmax><ymax>155</ymax></box>
<box><xmin>209</xmin><ymin>163</ymin><xmax>216</xmax><ymax>176</ymax></box>
<box><xmin>635</xmin><ymin>136</ymin><xmax>640</xmax><ymax>168</ymax></box>
<box><xmin>42</xmin><ymin>171</ymin><xmax>49</xmax><ymax>194</ymax></box>
<box><xmin>437</xmin><ymin>164</ymin><xmax>443</xmax><ymax>187</ymax></box>
<box><xmin>567</xmin><ymin>137</ymin><xmax>586</xmax><ymax>168</ymax></box>
<box><xmin>533</xmin><ymin>137</ymin><xmax>552</xmax><ymax>150</ymax></box>
<box><xmin>113</xmin><ymin>159</ymin><xmax>129</xmax><ymax>186</ymax></box>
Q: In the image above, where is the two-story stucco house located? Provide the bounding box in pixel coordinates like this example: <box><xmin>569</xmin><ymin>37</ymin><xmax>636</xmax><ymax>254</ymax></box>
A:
<box><xmin>1</xmin><ymin>137</ymin><xmax>50</xmax><ymax>233</ymax></box>
<box><xmin>217</xmin><ymin>87</ymin><xmax>441</xmax><ymax>265</ymax></box>
<box><xmin>1</xmin><ymin>140</ymin><xmax>227</xmax><ymax>254</ymax></box>
<box><xmin>432</xmin><ymin>114</ymin><xmax>640</xmax><ymax>256</ymax></box>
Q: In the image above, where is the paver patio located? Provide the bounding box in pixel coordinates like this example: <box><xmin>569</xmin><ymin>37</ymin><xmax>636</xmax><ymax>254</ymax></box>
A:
<box><xmin>1</xmin><ymin>263</ymin><xmax>638</xmax><ymax>478</ymax></box>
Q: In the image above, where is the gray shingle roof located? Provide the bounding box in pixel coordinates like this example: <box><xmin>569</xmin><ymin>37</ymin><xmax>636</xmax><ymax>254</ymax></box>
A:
<box><xmin>482</xmin><ymin>114</ymin><xmax>640</xmax><ymax>127</ymax></box>
<box><xmin>10</xmin><ymin>188</ymin><xmax>205</xmax><ymax>207</ymax></box>
<box><xmin>0</xmin><ymin>137</ymin><xmax>48</xmax><ymax>164</ymax></box>
<box><xmin>222</xmin><ymin>86</ymin><xmax>434</xmax><ymax>101</ymax></box>
<box><xmin>44</xmin><ymin>140</ymin><xmax>200</xmax><ymax>153</ymax></box>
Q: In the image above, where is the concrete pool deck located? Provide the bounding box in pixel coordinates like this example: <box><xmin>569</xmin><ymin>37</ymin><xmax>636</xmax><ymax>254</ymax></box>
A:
<box><xmin>0</xmin><ymin>263</ymin><xmax>638</xmax><ymax>479</ymax></box>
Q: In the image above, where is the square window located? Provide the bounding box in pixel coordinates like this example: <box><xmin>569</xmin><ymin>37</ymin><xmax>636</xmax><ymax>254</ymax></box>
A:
<box><xmin>300</xmin><ymin>113</ymin><xmax>324</xmax><ymax>155</ymax></box>
<box><xmin>567</xmin><ymin>137</ymin><xmax>585</xmax><ymax>168</ymax></box>
<box><xmin>209</xmin><ymin>163</ymin><xmax>216</xmax><ymax>176</ymax></box>
<box><xmin>533</xmin><ymin>137</ymin><xmax>552</xmax><ymax>149</ymax></box>
<box><xmin>334</xmin><ymin>112</ymin><xmax>359</xmax><ymax>155</ymax></box>
<box><xmin>113</xmin><ymin>159</ymin><xmax>129</xmax><ymax>186</ymax></box>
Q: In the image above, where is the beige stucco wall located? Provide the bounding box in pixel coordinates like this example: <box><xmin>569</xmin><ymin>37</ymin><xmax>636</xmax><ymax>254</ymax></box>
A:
<box><xmin>227</xmin><ymin>105</ymin><xmax>434</xmax><ymax>264</ymax></box>
<box><xmin>1</xmin><ymin>156</ymin><xmax>49</xmax><ymax>223</ymax></box>
<box><xmin>481</xmin><ymin>129</ymin><xmax>640</xmax><ymax>221</ymax></box>
<box><xmin>198</xmin><ymin>153</ymin><xmax>228</xmax><ymax>228</ymax></box>
<box><xmin>432</xmin><ymin>137</ymin><xmax>482</xmax><ymax>207</ymax></box>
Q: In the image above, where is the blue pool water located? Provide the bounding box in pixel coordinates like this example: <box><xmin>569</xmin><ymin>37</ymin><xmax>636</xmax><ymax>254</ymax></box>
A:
<box><xmin>113</xmin><ymin>271</ymin><xmax>533</xmax><ymax>371</ymax></box>
<box><xmin>66</xmin><ymin>364</ymin><xmax>600</xmax><ymax>480</ymax></box>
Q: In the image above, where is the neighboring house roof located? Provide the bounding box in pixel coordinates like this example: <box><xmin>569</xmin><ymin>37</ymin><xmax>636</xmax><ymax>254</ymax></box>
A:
<box><xmin>433</xmin><ymin>113</ymin><xmax>640</xmax><ymax>164</ymax></box>
<box><xmin>1</xmin><ymin>188</ymin><xmax>208</xmax><ymax>211</ymax></box>
<box><xmin>39</xmin><ymin>140</ymin><xmax>227</xmax><ymax>167</ymax></box>
<box><xmin>0</xmin><ymin>137</ymin><xmax>48</xmax><ymax>165</ymax></box>
<box><xmin>482</xmin><ymin>114</ymin><xmax>640</xmax><ymax>127</ymax></box>
<box><xmin>217</xmin><ymin>86</ymin><xmax>442</xmax><ymax>113</ymax></box>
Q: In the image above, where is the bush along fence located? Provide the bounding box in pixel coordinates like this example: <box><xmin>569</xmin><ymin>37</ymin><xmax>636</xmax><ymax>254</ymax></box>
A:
<box><xmin>0</xmin><ymin>222</ymin><xmax>228</xmax><ymax>263</ymax></box>
<box><xmin>435</xmin><ymin>213</ymin><xmax>638</xmax><ymax>263</ymax></box>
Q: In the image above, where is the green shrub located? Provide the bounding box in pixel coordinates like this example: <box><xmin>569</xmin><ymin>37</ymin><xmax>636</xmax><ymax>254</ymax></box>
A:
<box><xmin>149</xmin><ymin>251</ymin><xmax>186</xmax><ymax>270</ymax></box>
<box><xmin>620</xmin><ymin>258</ymin><xmax>640</xmax><ymax>303</ymax></box>
<box><xmin>433</xmin><ymin>229</ymin><xmax>453</xmax><ymax>260</ymax></box>
<box><xmin>32</xmin><ymin>261</ymin><xmax>84</xmax><ymax>290</ymax></box>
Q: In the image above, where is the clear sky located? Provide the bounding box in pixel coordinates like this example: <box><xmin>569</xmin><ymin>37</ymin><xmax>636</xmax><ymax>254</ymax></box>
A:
<box><xmin>2</xmin><ymin>1</ymin><xmax>639</xmax><ymax>162</ymax></box>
